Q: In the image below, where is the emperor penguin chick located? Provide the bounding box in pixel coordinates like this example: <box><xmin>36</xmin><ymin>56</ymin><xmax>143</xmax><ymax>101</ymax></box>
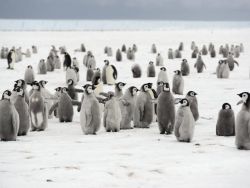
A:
<box><xmin>172</xmin><ymin>70</ymin><xmax>184</xmax><ymax>95</ymax></box>
<box><xmin>216</xmin><ymin>103</ymin><xmax>235</xmax><ymax>136</ymax></box>
<box><xmin>103</xmin><ymin>92</ymin><xmax>122</xmax><ymax>132</ymax></box>
<box><xmin>186</xmin><ymin>91</ymin><xmax>199</xmax><ymax>121</ymax></box>
<box><xmin>147</xmin><ymin>61</ymin><xmax>156</xmax><ymax>77</ymax></box>
<box><xmin>174</xmin><ymin>98</ymin><xmax>195</xmax><ymax>142</ymax></box>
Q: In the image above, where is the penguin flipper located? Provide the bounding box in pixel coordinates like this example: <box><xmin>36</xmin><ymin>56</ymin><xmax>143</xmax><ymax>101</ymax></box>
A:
<box><xmin>111</xmin><ymin>65</ymin><xmax>118</xmax><ymax>79</ymax></box>
<box><xmin>49</xmin><ymin>102</ymin><xmax>58</xmax><ymax>116</ymax></box>
<box><xmin>234</xmin><ymin>60</ymin><xmax>239</xmax><ymax>67</ymax></box>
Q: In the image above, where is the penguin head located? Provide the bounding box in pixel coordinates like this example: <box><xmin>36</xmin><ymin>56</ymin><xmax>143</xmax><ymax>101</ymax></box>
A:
<box><xmin>160</xmin><ymin>67</ymin><xmax>166</xmax><ymax>72</ymax></box>
<box><xmin>2</xmin><ymin>90</ymin><xmax>11</xmax><ymax>100</ymax></box>
<box><xmin>174</xmin><ymin>70</ymin><xmax>181</xmax><ymax>75</ymax></box>
<box><xmin>141</xmin><ymin>83</ymin><xmax>152</xmax><ymax>92</ymax></box>
<box><xmin>55</xmin><ymin>87</ymin><xmax>62</xmax><ymax>92</ymax></box>
<box><xmin>61</xmin><ymin>87</ymin><xmax>69</xmax><ymax>93</ymax></box>
<box><xmin>15</xmin><ymin>79</ymin><xmax>25</xmax><ymax>87</ymax></box>
<box><xmin>149</xmin><ymin>61</ymin><xmax>154</xmax><ymax>65</ymax></box>
<box><xmin>40</xmin><ymin>59</ymin><xmax>45</xmax><ymax>63</ymax></box>
<box><xmin>83</xmin><ymin>84</ymin><xmax>95</xmax><ymax>95</ymax></box>
<box><xmin>39</xmin><ymin>80</ymin><xmax>48</xmax><ymax>88</ymax></box>
<box><xmin>163</xmin><ymin>83</ymin><xmax>170</xmax><ymax>92</ymax></box>
<box><xmin>67</xmin><ymin>79</ymin><xmax>74</xmax><ymax>86</ymax></box>
<box><xmin>129</xmin><ymin>86</ymin><xmax>139</xmax><ymax>96</ymax></box>
<box><xmin>187</xmin><ymin>91</ymin><xmax>197</xmax><ymax>97</ymax></box>
<box><xmin>16</xmin><ymin>87</ymin><xmax>24</xmax><ymax>97</ymax></box>
<box><xmin>104</xmin><ymin>60</ymin><xmax>109</xmax><ymax>65</ymax></box>
<box><xmin>27</xmin><ymin>65</ymin><xmax>33</xmax><ymax>69</ymax></box>
<box><xmin>237</xmin><ymin>92</ymin><xmax>250</xmax><ymax>106</ymax></box>
<box><xmin>116</xmin><ymin>82</ymin><xmax>126</xmax><ymax>90</ymax></box>
<box><xmin>182</xmin><ymin>59</ymin><xmax>187</xmax><ymax>63</ymax></box>
<box><xmin>218</xmin><ymin>60</ymin><xmax>223</xmax><ymax>65</ymax></box>
<box><xmin>179</xmin><ymin>98</ymin><xmax>189</xmax><ymax>107</ymax></box>
<box><xmin>95</xmin><ymin>68</ymin><xmax>100</xmax><ymax>72</ymax></box>
<box><xmin>107</xmin><ymin>91</ymin><xmax>115</xmax><ymax>100</ymax></box>
<box><xmin>157</xmin><ymin>81</ymin><xmax>164</xmax><ymax>87</ymax></box>
<box><xmin>222</xmin><ymin>103</ymin><xmax>231</xmax><ymax>110</ymax></box>
<box><xmin>31</xmin><ymin>81</ymin><xmax>40</xmax><ymax>91</ymax></box>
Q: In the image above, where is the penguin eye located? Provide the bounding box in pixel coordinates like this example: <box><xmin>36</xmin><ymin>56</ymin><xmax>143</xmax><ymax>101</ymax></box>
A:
<box><xmin>243</xmin><ymin>93</ymin><xmax>247</xmax><ymax>98</ymax></box>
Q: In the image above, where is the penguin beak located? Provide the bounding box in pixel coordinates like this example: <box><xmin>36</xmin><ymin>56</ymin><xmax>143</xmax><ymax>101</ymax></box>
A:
<box><xmin>237</xmin><ymin>100</ymin><xmax>243</xmax><ymax>105</ymax></box>
<box><xmin>174</xmin><ymin>98</ymin><xmax>181</xmax><ymax>104</ymax></box>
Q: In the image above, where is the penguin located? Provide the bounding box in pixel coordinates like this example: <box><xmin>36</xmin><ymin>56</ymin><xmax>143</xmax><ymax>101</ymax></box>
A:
<box><xmin>156</xmin><ymin>53</ymin><xmax>164</xmax><ymax>66</ymax></box>
<box><xmin>63</xmin><ymin>52</ymin><xmax>72</xmax><ymax>69</ymax></box>
<box><xmin>49</xmin><ymin>87</ymin><xmax>81</xmax><ymax>123</ymax></box>
<box><xmin>24</xmin><ymin>65</ymin><xmax>35</xmax><ymax>85</ymax></box>
<box><xmin>216</xmin><ymin>60</ymin><xmax>230</xmax><ymax>79</ymax></box>
<box><xmin>235</xmin><ymin>92</ymin><xmax>250</xmax><ymax>150</ymax></box>
<box><xmin>151</xmin><ymin>44</ymin><xmax>157</xmax><ymax>53</ymax></box>
<box><xmin>83</xmin><ymin>51</ymin><xmax>92</xmax><ymax>67</ymax></box>
<box><xmin>92</xmin><ymin>74</ymin><xmax>103</xmax><ymax>97</ymax></box>
<box><xmin>127</xmin><ymin>47</ymin><xmax>135</xmax><ymax>60</ymax></box>
<box><xmin>226</xmin><ymin>52</ymin><xmax>239</xmax><ymax>71</ymax></box>
<box><xmin>38</xmin><ymin>59</ymin><xmax>47</xmax><ymax>74</ymax></box>
<box><xmin>175</xmin><ymin>49</ymin><xmax>182</xmax><ymax>58</ymax></box>
<box><xmin>66</xmin><ymin>67</ymin><xmax>78</xmax><ymax>86</ymax></box>
<box><xmin>168</xmin><ymin>49</ymin><xmax>174</xmax><ymax>59</ymax></box>
<box><xmin>32</xmin><ymin>45</ymin><xmax>38</xmax><ymax>54</ymax></box>
<box><xmin>29</xmin><ymin>82</ymin><xmax>48</xmax><ymax>131</ymax></box>
<box><xmin>104</xmin><ymin>46</ymin><xmax>108</xmax><ymax>54</ymax></box>
<box><xmin>119</xmin><ymin>86</ymin><xmax>138</xmax><ymax>129</ymax></box>
<box><xmin>7</xmin><ymin>49</ymin><xmax>15</xmax><ymax>69</ymax></box>
<box><xmin>180</xmin><ymin>59</ymin><xmax>190</xmax><ymax>76</ymax></box>
<box><xmin>186</xmin><ymin>91</ymin><xmax>199</xmax><ymax>121</ymax></box>
<box><xmin>81</xmin><ymin>43</ymin><xmax>86</xmax><ymax>52</ymax></box>
<box><xmin>219</xmin><ymin>45</ymin><xmax>223</xmax><ymax>54</ymax></box>
<box><xmin>216</xmin><ymin>103</ymin><xmax>235</xmax><ymax>136</ymax></box>
<box><xmin>73</xmin><ymin>65</ymin><xmax>80</xmax><ymax>82</ymax></box>
<box><xmin>52</xmin><ymin>87</ymin><xmax>62</xmax><ymax>118</ymax></box>
<box><xmin>156</xmin><ymin>81</ymin><xmax>164</xmax><ymax>95</ymax></box>
<box><xmin>103</xmin><ymin>60</ymin><xmax>117</xmax><ymax>85</ymax></box>
<box><xmin>92</xmin><ymin>68</ymin><xmax>102</xmax><ymax>85</ymax></box>
<box><xmin>239</xmin><ymin>43</ymin><xmax>244</xmax><ymax>53</ymax></box>
<box><xmin>14</xmin><ymin>79</ymin><xmax>29</xmax><ymax>104</ymax></box>
<box><xmin>201</xmin><ymin>45</ymin><xmax>208</xmax><ymax>55</ymax></box>
<box><xmin>116</xmin><ymin>49</ymin><xmax>122</xmax><ymax>62</ymax></box>
<box><xmin>25</xmin><ymin>49</ymin><xmax>31</xmax><ymax>58</ymax></box>
<box><xmin>88</xmin><ymin>55</ymin><xmax>96</xmax><ymax>69</ymax></box>
<box><xmin>103</xmin><ymin>92</ymin><xmax>122</xmax><ymax>132</ymax></box>
<box><xmin>178</xmin><ymin>42</ymin><xmax>184</xmax><ymax>51</ymax></box>
<box><xmin>147</xmin><ymin>61</ymin><xmax>156</xmax><ymax>77</ymax></box>
<box><xmin>121</xmin><ymin>44</ymin><xmax>126</xmax><ymax>52</ymax></box>
<box><xmin>132</xmin><ymin>44</ymin><xmax>137</xmax><ymax>52</ymax></box>
<box><xmin>54</xmin><ymin>55</ymin><xmax>61</xmax><ymax>69</ymax></box>
<box><xmin>67</xmin><ymin>79</ymin><xmax>84</xmax><ymax>100</ymax></box>
<box><xmin>174</xmin><ymin>98</ymin><xmax>195</xmax><ymax>142</ymax></box>
<box><xmin>80</xmin><ymin>84</ymin><xmax>101</xmax><ymax>135</ymax></box>
<box><xmin>234</xmin><ymin>46</ymin><xmax>240</xmax><ymax>58</ymax></box>
<box><xmin>86</xmin><ymin>65</ymin><xmax>94</xmax><ymax>82</ymax></box>
<box><xmin>102</xmin><ymin>60</ymin><xmax>108</xmax><ymax>84</ymax></box>
<box><xmin>221</xmin><ymin>46</ymin><xmax>229</xmax><ymax>58</ymax></box>
<box><xmin>134</xmin><ymin>83</ymin><xmax>154</xmax><ymax>128</ymax></box>
<box><xmin>115</xmin><ymin>82</ymin><xmax>126</xmax><ymax>98</ymax></box>
<box><xmin>191</xmin><ymin>50</ymin><xmax>198</xmax><ymax>59</ymax></box>
<box><xmin>72</xmin><ymin>57</ymin><xmax>79</xmax><ymax>68</ymax></box>
<box><xmin>46</xmin><ymin>55</ymin><xmax>55</xmax><ymax>72</ymax></box>
<box><xmin>194</xmin><ymin>55</ymin><xmax>206</xmax><ymax>73</ymax></box>
<box><xmin>157</xmin><ymin>83</ymin><xmax>175</xmax><ymax>134</ymax></box>
<box><xmin>191</xmin><ymin>41</ymin><xmax>196</xmax><ymax>50</ymax></box>
<box><xmin>210</xmin><ymin>47</ymin><xmax>216</xmax><ymax>58</ymax></box>
<box><xmin>107</xmin><ymin>47</ymin><xmax>113</xmax><ymax>56</ymax></box>
<box><xmin>157</xmin><ymin>67</ymin><xmax>169</xmax><ymax>84</ymax></box>
<box><xmin>14</xmin><ymin>87</ymin><xmax>30</xmax><ymax>136</ymax></box>
<box><xmin>0</xmin><ymin>90</ymin><xmax>19</xmax><ymax>141</ymax></box>
<box><xmin>131</xmin><ymin>63</ymin><xmax>142</xmax><ymax>78</ymax></box>
<box><xmin>172</xmin><ymin>70</ymin><xmax>184</xmax><ymax>95</ymax></box>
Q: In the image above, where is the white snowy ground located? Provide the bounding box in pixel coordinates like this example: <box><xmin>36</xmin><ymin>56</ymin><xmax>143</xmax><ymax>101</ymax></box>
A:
<box><xmin>0</xmin><ymin>29</ymin><xmax>250</xmax><ymax>188</ymax></box>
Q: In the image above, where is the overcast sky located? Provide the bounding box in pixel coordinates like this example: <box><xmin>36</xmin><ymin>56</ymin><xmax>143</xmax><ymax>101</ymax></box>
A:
<box><xmin>0</xmin><ymin>0</ymin><xmax>250</xmax><ymax>20</ymax></box>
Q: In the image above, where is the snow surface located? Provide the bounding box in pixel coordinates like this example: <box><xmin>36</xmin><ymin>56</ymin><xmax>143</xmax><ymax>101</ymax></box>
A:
<box><xmin>0</xmin><ymin>29</ymin><xmax>250</xmax><ymax>188</ymax></box>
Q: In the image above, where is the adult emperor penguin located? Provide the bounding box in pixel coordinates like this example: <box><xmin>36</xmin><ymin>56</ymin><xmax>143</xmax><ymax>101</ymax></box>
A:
<box><xmin>157</xmin><ymin>67</ymin><xmax>169</xmax><ymax>84</ymax></box>
<box><xmin>103</xmin><ymin>92</ymin><xmax>122</xmax><ymax>132</ymax></box>
<box><xmin>180</xmin><ymin>59</ymin><xmax>190</xmax><ymax>76</ymax></box>
<box><xmin>29</xmin><ymin>81</ymin><xmax>48</xmax><ymax>131</ymax></box>
<box><xmin>235</xmin><ymin>92</ymin><xmax>250</xmax><ymax>150</ymax></box>
<box><xmin>80</xmin><ymin>84</ymin><xmax>101</xmax><ymax>135</ymax></box>
<box><xmin>14</xmin><ymin>87</ymin><xmax>30</xmax><ymax>136</ymax></box>
<box><xmin>194</xmin><ymin>55</ymin><xmax>206</xmax><ymax>73</ymax></box>
<box><xmin>116</xmin><ymin>49</ymin><xmax>122</xmax><ymax>62</ymax></box>
<box><xmin>7</xmin><ymin>49</ymin><xmax>15</xmax><ymax>70</ymax></box>
<box><xmin>226</xmin><ymin>52</ymin><xmax>239</xmax><ymax>71</ymax></box>
<box><xmin>24</xmin><ymin>65</ymin><xmax>35</xmax><ymax>85</ymax></box>
<box><xmin>216</xmin><ymin>103</ymin><xmax>235</xmax><ymax>136</ymax></box>
<box><xmin>156</xmin><ymin>53</ymin><xmax>164</xmax><ymax>66</ymax></box>
<box><xmin>151</xmin><ymin>44</ymin><xmax>157</xmax><ymax>53</ymax></box>
<box><xmin>63</xmin><ymin>52</ymin><xmax>72</xmax><ymax>69</ymax></box>
<box><xmin>115</xmin><ymin>82</ymin><xmax>126</xmax><ymax>98</ymax></box>
<box><xmin>216</xmin><ymin>60</ymin><xmax>230</xmax><ymax>79</ymax></box>
<box><xmin>102</xmin><ymin>60</ymin><xmax>117</xmax><ymax>85</ymax></box>
<box><xmin>147</xmin><ymin>61</ymin><xmax>156</xmax><ymax>77</ymax></box>
<box><xmin>131</xmin><ymin>63</ymin><xmax>142</xmax><ymax>78</ymax></box>
<box><xmin>49</xmin><ymin>87</ymin><xmax>81</xmax><ymax>123</ymax></box>
<box><xmin>119</xmin><ymin>86</ymin><xmax>138</xmax><ymax>129</ymax></box>
<box><xmin>186</xmin><ymin>91</ymin><xmax>199</xmax><ymax>121</ymax></box>
<box><xmin>172</xmin><ymin>70</ymin><xmax>184</xmax><ymax>95</ymax></box>
<box><xmin>134</xmin><ymin>83</ymin><xmax>154</xmax><ymax>128</ymax></box>
<box><xmin>38</xmin><ymin>59</ymin><xmax>47</xmax><ymax>74</ymax></box>
<box><xmin>0</xmin><ymin>90</ymin><xmax>19</xmax><ymax>141</ymax></box>
<box><xmin>67</xmin><ymin>79</ymin><xmax>84</xmax><ymax>100</ymax></box>
<box><xmin>157</xmin><ymin>83</ymin><xmax>175</xmax><ymax>134</ymax></box>
<box><xmin>174</xmin><ymin>98</ymin><xmax>195</xmax><ymax>142</ymax></box>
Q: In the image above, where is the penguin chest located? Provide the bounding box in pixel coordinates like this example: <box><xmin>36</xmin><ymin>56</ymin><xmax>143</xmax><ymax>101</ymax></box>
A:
<box><xmin>106</xmin><ymin>66</ymin><xmax>115</xmax><ymax>84</ymax></box>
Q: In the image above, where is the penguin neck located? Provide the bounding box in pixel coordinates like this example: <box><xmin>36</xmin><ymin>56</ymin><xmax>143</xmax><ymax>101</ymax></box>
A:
<box><xmin>242</xmin><ymin>101</ymin><xmax>250</xmax><ymax>111</ymax></box>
